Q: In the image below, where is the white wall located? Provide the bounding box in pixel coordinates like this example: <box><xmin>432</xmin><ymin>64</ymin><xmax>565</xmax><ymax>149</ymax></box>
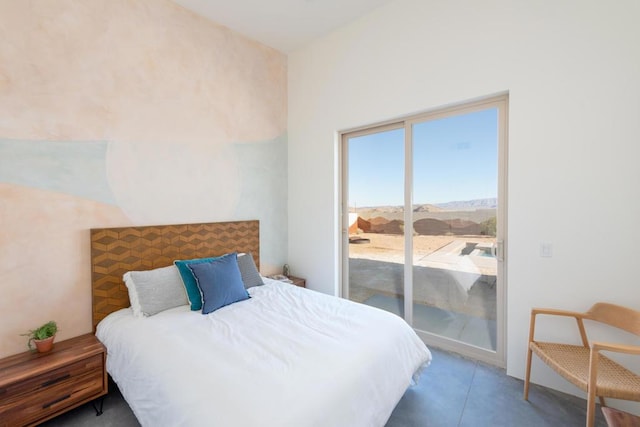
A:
<box><xmin>288</xmin><ymin>0</ymin><xmax>640</xmax><ymax>407</ymax></box>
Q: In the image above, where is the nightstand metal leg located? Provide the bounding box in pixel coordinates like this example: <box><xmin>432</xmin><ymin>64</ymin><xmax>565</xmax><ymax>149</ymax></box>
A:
<box><xmin>92</xmin><ymin>396</ymin><xmax>104</xmax><ymax>416</ymax></box>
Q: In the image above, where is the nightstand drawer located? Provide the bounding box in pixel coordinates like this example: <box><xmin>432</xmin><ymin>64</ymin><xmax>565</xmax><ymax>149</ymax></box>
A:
<box><xmin>0</xmin><ymin>354</ymin><xmax>104</xmax><ymax>426</ymax></box>
<box><xmin>288</xmin><ymin>276</ymin><xmax>306</xmax><ymax>287</ymax></box>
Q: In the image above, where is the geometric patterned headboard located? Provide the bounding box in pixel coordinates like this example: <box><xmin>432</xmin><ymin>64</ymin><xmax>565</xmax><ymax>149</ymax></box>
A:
<box><xmin>90</xmin><ymin>220</ymin><xmax>259</xmax><ymax>330</ymax></box>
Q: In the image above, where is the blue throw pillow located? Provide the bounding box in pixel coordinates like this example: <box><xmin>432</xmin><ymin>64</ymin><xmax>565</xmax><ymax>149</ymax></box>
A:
<box><xmin>174</xmin><ymin>256</ymin><xmax>223</xmax><ymax>310</ymax></box>
<box><xmin>187</xmin><ymin>253</ymin><xmax>250</xmax><ymax>314</ymax></box>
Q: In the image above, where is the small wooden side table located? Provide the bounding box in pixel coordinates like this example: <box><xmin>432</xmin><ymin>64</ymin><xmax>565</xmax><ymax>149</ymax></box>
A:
<box><xmin>287</xmin><ymin>275</ymin><xmax>306</xmax><ymax>288</ymax></box>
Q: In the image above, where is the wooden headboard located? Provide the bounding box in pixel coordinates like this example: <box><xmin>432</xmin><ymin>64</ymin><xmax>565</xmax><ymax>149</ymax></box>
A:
<box><xmin>90</xmin><ymin>220</ymin><xmax>259</xmax><ymax>330</ymax></box>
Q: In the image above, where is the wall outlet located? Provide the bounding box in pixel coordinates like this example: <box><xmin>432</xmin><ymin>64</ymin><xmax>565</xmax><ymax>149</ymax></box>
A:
<box><xmin>540</xmin><ymin>242</ymin><xmax>553</xmax><ymax>257</ymax></box>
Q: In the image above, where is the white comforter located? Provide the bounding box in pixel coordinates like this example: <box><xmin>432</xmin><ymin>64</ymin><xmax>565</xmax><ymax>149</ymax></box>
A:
<box><xmin>96</xmin><ymin>278</ymin><xmax>431</xmax><ymax>427</ymax></box>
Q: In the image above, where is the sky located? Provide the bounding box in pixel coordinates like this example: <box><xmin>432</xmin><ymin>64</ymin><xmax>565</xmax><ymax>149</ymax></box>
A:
<box><xmin>348</xmin><ymin>108</ymin><xmax>498</xmax><ymax>207</ymax></box>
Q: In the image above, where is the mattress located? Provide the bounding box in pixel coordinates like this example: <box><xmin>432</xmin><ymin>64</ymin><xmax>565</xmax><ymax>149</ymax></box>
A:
<box><xmin>96</xmin><ymin>278</ymin><xmax>431</xmax><ymax>427</ymax></box>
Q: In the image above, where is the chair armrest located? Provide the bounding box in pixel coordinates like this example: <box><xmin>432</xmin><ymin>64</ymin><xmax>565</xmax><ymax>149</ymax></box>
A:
<box><xmin>529</xmin><ymin>307</ymin><xmax>589</xmax><ymax>347</ymax></box>
<box><xmin>531</xmin><ymin>307</ymin><xmax>586</xmax><ymax>319</ymax></box>
<box><xmin>591</xmin><ymin>341</ymin><xmax>640</xmax><ymax>355</ymax></box>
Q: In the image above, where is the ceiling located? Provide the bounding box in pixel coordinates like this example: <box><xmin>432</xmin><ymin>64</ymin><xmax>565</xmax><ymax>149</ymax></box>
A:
<box><xmin>171</xmin><ymin>0</ymin><xmax>393</xmax><ymax>53</ymax></box>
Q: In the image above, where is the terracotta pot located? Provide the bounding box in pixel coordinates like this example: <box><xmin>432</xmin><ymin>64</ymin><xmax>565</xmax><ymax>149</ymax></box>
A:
<box><xmin>34</xmin><ymin>335</ymin><xmax>55</xmax><ymax>353</ymax></box>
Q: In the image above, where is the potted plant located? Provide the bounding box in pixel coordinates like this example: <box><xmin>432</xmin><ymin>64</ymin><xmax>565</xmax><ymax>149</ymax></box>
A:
<box><xmin>21</xmin><ymin>321</ymin><xmax>58</xmax><ymax>353</ymax></box>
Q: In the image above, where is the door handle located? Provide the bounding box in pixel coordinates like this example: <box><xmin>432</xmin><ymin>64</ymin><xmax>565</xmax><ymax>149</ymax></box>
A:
<box><xmin>495</xmin><ymin>240</ymin><xmax>505</xmax><ymax>262</ymax></box>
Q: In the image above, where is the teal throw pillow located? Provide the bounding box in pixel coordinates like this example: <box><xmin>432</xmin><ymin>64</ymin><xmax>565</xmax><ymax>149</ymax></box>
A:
<box><xmin>174</xmin><ymin>255</ymin><xmax>223</xmax><ymax>310</ymax></box>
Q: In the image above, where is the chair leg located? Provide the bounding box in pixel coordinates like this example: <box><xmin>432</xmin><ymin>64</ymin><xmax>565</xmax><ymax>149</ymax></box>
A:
<box><xmin>524</xmin><ymin>346</ymin><xmax>533</xmax><ymax>400</ymax></box>
<box><xmin>586</xmin><ymin>388</ymin><xmax>596</xmax><ymax>427</ymax></box>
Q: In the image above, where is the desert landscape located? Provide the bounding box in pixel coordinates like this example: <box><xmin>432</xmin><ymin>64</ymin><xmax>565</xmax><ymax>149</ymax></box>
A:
<box><xmin>347</xmin><ymin>200</ymin><xmax>498</xmax><ymax>349</ymax></box>
<box><xmin>348</xmin><ymin>233</ymin><xmax>496</xmax><ymax>312</ymax></box>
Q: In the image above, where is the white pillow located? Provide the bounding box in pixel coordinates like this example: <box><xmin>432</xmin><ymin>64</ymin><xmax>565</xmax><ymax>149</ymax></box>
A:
<box><xmin>123</xmin><ymin>265</ymin><xmax>189</xmax><ymax>317</ymax></box>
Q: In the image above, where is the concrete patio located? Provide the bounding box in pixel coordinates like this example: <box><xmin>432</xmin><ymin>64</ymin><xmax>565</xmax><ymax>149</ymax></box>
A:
<box><xmin>348</xmin><ymin>236</ymin><xmax>497</xmax><ymax>350</ymax></box>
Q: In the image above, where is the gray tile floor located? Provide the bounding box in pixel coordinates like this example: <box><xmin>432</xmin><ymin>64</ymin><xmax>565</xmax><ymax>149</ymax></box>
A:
<box><xmin>41</xmin><ymin>347</ymin><xmax>606</xmax><ymax>427</ymax></box>
<box><xmin>387</xmin><ymin>348</ymin><xmax>606</xmax><ymax>427</ymax></box>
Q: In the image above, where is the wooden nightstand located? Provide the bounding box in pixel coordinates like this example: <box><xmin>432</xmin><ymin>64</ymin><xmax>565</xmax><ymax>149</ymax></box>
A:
<box><xmin>287</xmin><ymin>276</ymin><xmax>306</xmax><ymax>288</ymax></box>
<box><xmin>0</xmin><ymin>333</ymin><xmax>107</xmax><ymax>426</ymax></box>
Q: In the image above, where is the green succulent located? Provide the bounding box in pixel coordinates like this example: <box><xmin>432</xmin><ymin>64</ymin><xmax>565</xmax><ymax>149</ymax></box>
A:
<box><xmin>21</xmin><ymin>321</ymin><xmax>58</xmax><ymax>349</ymax></box>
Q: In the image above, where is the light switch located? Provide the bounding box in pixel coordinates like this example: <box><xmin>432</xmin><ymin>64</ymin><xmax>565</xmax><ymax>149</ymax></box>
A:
<box><xmin>540</xmin><ymin>243</ymin><xmax>553</xmax><ymax>257</ymax></box>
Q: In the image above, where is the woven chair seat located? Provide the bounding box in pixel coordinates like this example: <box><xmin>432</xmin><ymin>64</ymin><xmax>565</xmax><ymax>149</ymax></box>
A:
<box><xmin>531</xmin><ymin>342</ymin><xmax>640</xmax><ymax>401</ymax></box>
<box><xmin>525</xmin><ymin>303</ymin><xmax>640</xmax><ymax>427</ymax></box>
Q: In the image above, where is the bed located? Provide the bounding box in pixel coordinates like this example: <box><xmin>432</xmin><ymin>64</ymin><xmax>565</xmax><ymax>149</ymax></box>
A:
<box><xmin>91</xmin><ymin>220</ymin><xmax>432</xmax><ymax>427</ymax></box>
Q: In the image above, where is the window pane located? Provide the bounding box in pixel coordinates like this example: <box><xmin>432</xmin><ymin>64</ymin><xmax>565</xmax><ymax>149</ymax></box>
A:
<box><xmin>347</xmin><ymin>128</ymin><xmax>405</xmax><ymax>318</ymax></box>
<box><xmin>412</xmin><ymin>108</ymin><xmax>498</xmax><ymax>351</ymax></box>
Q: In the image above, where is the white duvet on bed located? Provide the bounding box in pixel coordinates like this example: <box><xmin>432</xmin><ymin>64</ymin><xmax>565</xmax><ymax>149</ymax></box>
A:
<box><xmin>96</xmin><ymin>278</ymin><xmax>431</xmax><ymax>427</ymax></box>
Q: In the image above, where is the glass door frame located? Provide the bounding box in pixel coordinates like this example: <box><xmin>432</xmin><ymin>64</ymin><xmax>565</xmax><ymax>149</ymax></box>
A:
<box><xmin>340</xmin><ymin>121</ymin><xmax>405</xmax><ymax>322</ymax></box>
<box><xmin>339</xmin><ymin>94</ymin><xmax>508</xmax><ymax>367</ymax></box>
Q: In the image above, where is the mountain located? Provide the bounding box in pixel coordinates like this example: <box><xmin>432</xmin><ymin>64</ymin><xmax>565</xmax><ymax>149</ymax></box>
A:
<box><xmin>354</xmin><ymin>198</ymin><xmax>496</xmax><ymax>213</ymax></box>
<box><xmin>357</xmin><ymin>205</ymin><xmax>404</xmax><ymax>213</ymax></box>
<box><xmin>412</xmin><ymin>204</ymin><xmax>446</xmax><ymax>213</ymax></box>
<box><xmin>434</xmin><ymin>198</ymin><xmax>497</xmax><ymax>211</ymax></box>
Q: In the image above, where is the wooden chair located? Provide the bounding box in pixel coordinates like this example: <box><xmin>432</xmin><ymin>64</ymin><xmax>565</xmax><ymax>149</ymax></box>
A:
<box><xmin>523</xmin><ymin>302</ymin><xmax>640</xmax><ymax>427</ymax></box>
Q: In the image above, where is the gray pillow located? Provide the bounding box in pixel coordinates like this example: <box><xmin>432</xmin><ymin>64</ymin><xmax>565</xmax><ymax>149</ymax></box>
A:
<box><xmin>237</xmin><ymin>253</ymin><xmax>264</xmax><ymax>288</ymax></box>
<box><xmin>123</xmin><ymin>265</ymin><xmax>189</xmax><ymax>317</ymax></box>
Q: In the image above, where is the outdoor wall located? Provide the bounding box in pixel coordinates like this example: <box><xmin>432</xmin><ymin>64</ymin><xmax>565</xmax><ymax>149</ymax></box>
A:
<box><xmin>0</xmin><ymin>0</ymin><xmax>287</xmax><ymax>358</ymax></box>
<box><xmin>288</xmin><ymin>0</ymin><xmax>640</xmax><ymax>410</ymax></box>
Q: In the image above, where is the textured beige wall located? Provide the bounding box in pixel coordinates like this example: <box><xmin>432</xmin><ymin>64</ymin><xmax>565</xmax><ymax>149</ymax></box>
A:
<box><xmin>0</xmin><ymin>0</ymin><xmax>287</xmax><ymax>357</ymax></box>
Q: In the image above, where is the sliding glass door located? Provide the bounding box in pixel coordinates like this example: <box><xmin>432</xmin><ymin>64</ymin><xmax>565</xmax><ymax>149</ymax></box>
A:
<box><xmin>411</xmin><ymin>108</ymin><xmax>499</xmax><ymax>353</ymax></box>
<box><xmin>341</xmin><ymin>95</ymin><xmax>507</xmax><ymax>365</ymax></box>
